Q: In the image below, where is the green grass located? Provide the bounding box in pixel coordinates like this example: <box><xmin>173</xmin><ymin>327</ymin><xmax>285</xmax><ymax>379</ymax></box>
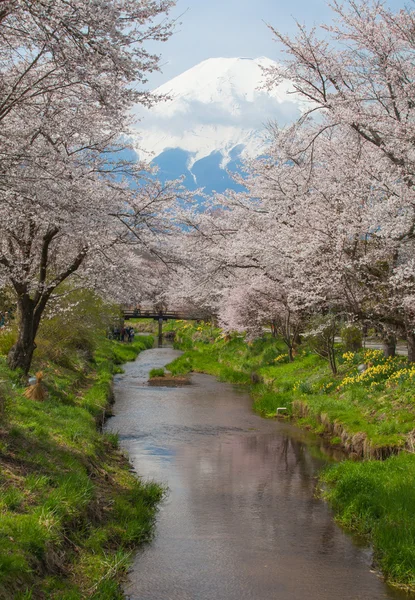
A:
<box><xmin>149</xmin><ymin>368</ymin><xmax>165</xmax><ymax>379</ymax></box>
<box><xmin>0</xmin><ymin>306</ymin><xmax>160</xmax><ymax>599</ymax></box>
<box><xmin>167</xmin><ymin>322</ymin><xmax>415</xmax><ymax>453</ymax></box>
<box><xmin>321</xmin><ymin>453</ymin><xmax>415</xmax><ymax>589</ymax></box>
<box><xmin>167</xmin><ymin>349</ymin><xmax>251</xmax><ymax>384</ymax></box>
<box><xmin>166</xmin><ymin>354</ymin><xmax>193</xmax><ymax>376</ymax></box>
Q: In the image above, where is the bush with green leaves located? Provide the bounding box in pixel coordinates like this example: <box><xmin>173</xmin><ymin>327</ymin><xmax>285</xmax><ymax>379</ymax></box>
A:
<box><xmin>262</xmin><ymin>345</ymin><xmax>282</xmax><ymax>365</ymax></box>
<box><xmin>0</xmin><ymin>328</ymin><xmax>16</xmax><ymax>357</ymax></box>
<box><xmin>340</xmin><ymin>324</ymin><xmax>363</xmax><ymax>352</ymax></box>
<box><xmin>34</xmin><ymin>288</ymin><xmax>121</xmax><ymax>371</ymax></box>
<box><xmin>149</xmin><ymin>368</ymin><xmax>165</xmax><ymax>378</ymax></box>
<box><xmin>304</xmin><ymin>314</ymin><xmax>339</xmax><ymax>374</ymax></box>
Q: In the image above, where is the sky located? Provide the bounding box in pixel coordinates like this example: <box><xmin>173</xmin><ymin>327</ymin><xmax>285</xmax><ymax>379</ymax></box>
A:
<box><xmin>146</xmin><ymin>0</ymin><xmax>407</xmax><ymax>89</ymax></box>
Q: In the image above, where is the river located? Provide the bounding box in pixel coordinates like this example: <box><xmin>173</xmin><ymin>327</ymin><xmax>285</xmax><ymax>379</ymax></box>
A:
<box><xmin>105</xmin><ymin>346</ymin><xmax>408</xmax><ymax>600</ymax></box>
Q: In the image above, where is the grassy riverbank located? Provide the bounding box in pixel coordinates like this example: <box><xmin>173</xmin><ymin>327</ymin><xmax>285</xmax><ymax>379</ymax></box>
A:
<box><xmin>166</xmin><ymin>320</ymin><xmax>415</xmax><ymax>591</ymax></box>
<box><xmin>0</xmin><ymin>303</ymin><xmax>161</xmax><ymax>599</ymax></box>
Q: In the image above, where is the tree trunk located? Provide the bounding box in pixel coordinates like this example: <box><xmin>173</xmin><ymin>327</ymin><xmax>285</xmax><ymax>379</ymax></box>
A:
<box><xmin>8</xmin><ymin>297</ymin><xmax>37</xmax><ymax>374</ymax></box>
<box><xmin>328</xmin><ymin>340</ymin><xmax>337</xmax><ymax>375</ymax></box>
<box><xmin>293</xmin><ymin>331</ymin><xmax>302</xmax><ymax>346</ymax></box>
<box><xmin>382</xmin><ymin>333</ymin><xmax>396</xmax><ymax>358</ymax></box>
<box><xmin>6</xmin><ymin>240</ymin><xmax>85</xmax><ymax>375</ymax></box>
<box><xmin>288</xmin><ymin>345</ymin><xmax>294</xmax><ymax>362</ymax></box>
<box><xmin>407</xmin><ymin>330</ymin><xmax>415</xmax><ymax>363</ymax></box>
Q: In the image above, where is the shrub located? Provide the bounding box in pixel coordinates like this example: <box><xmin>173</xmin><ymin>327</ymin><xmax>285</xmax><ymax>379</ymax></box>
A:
<box><xmin>34</xmin><ymin>288</ymin><xmax>121</xmax><ymax>371</ymax></box>
<box><xmin>250</xmin><ymin>337</ymin><xmax>269</xmax><ymax>356</ymax></box>
<box><xmin>167</xmin><ymin>355</ymin><xmax>193</xmax><ymax>376</ymax></box>
<box><xmin>0</xmin><ymin>328</ymin><xmax>16</xmax><ymax>357</ymax></box>
<box><xmin>304</xmin><ymin>314</ymin><xmax>339</xmax><ymax>375</ymax></box>
<box><xmin>340</xmin><ymin>324</ymin><xmax>363</xmax><ymax>352</ymax></box>
<box><xmin>294</xmin><ymin>381</ymin><xmax>314</xmax><ymax>395</ymax></box>
<box><xmin>149</xmin><ymin>368</ymin><xmax>165</xmax><ymax>379</ymax></box>
<box><xmin>262</xmin><ymin>346</ymin><xmax>281</xmax><ymax>364</ymax></box>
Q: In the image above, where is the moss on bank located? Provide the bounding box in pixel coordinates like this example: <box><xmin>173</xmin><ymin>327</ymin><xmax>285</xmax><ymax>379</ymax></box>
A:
<box><xmin>165</xmin><ymin>320</ymin><xmax>415</xmax><ymax>591</ymax></box>
<box><xmin>0</xmin><ymin>324</ymin><xmax>161</xmax><ymax>599</ymax></box>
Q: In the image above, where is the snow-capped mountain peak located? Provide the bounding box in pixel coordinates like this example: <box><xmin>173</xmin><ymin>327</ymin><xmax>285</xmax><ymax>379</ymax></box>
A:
<box><xmin>154</xmin><ymin>57</ymin><xmax>274</xmax><ymax>108</ymax></box>
<box><xmin>131</xmin><ymin>56</ymin><xmax>306</xmax><ymax>168</ymax></box>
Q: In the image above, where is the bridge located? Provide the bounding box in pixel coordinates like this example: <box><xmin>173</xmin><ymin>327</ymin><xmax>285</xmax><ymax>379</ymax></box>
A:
<box><xmin>123</xmin><ymin>308</ymin><xmax>209</xmax><ymax>339</ymax></box>
<box><xmin>124</xmin><ymin>309</ymin><xmax>206</xmax><ymax>321</ymax></box>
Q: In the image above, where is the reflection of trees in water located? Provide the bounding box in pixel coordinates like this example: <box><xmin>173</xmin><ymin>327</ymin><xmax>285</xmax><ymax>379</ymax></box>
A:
<box><xmin>242</xmin><ymin>433</ymin><xmax>320</xmax><ymax>487</ymax></box>
<box><xmin>317</xmin><ymin>519</ymin><xmax>337</xmax><ymax>556</ymax></box>
<box><xmin>179</xmin><ymin>431</ymin><xmax>339</xmax><ymax>558</ymax></box>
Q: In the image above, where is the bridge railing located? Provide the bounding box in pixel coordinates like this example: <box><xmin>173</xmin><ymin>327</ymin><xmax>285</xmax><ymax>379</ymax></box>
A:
<box><xmin>124</xmin><ymin>310</ymin><xmax>206</xmax><ymax>321</ymax></box>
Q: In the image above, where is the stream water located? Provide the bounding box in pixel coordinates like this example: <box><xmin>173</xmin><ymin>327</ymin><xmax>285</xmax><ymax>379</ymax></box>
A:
<box><xmin>105</xmin><ymin>346</ymin><xmax>408</xmax><ymax>600</ymax></box>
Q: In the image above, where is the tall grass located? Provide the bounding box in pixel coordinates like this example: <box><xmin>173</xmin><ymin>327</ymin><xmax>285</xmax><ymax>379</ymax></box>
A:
<box><xmin>321</xmin><ymin>453</ymin><xmax>415</xmax><ymax>588</ymax></box>
<box><xmin>149</xmin><ymin>367</ymin><xmax>165</xmax><ymax>378</ymax></box>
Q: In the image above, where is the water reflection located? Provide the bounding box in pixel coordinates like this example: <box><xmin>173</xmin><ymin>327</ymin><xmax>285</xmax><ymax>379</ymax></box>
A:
<box><xmin>106</xmin><ymin>348</ymin><xmax>408</xmax><ymax>600</ymax></box>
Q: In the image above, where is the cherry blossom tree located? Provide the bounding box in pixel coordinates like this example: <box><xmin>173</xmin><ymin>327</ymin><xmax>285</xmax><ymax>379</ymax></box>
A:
<box><xmin>263</xmin><ymin>0</ymin><xmax>415</xmax><ymax>358</ymax></box>
<box><xmin>179</xmin><ymin>112</ymin><xmax>415</xmax><ymax>360</ymax></box>
<box><xmin>0</xmin><ymin>0</ymin><xmax>178</xmax><ymax>373</ymax></box>
<box><xmin>0</xmin><ymin>0</ymin><xmax>175</xmax><ymax>123</ymax></box>
<box><xmin>0</xmin><ymin>147</ymin><xmax>188</xmax><ymax>373</ymax></box>
<box><xmin>77</xmin><ymin>0</ymin><xmax>415</xmax><ymax>369</ymax></box>
<box><xmin>218</xmin><ymin>277</ymin><xmax>305</xmax><ymax>360</ymax></box>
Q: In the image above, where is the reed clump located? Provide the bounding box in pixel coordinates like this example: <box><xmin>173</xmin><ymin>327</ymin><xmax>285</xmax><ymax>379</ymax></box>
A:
<box><xmin>23</xmin><ymin>371</ymin><xmax>46</xmax><ymax>401</ymax></box>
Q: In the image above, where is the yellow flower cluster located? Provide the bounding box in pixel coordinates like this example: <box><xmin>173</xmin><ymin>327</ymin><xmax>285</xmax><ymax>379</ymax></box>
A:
<box><xmin>360</xmin><ymin>363</ymin><xmax>394</xmax><ymax>380</ymax></box>
<box><xmin>363</xmin><ymin>349</ymin><xmax>385</xmax><ymax>363</ymax></box>
<box><xmin>339</xmin><ymin>362</ymin><xmax>395</xmax><ymax>388</ymax></box>
<box><xmin>342</xmin><ymin>351</ymin><xmax>355</xmax><ymax>364</ymax></box>
<box><xmin>387</xmin><ymin>366</ymin><xmax>415</xmax><ymax>384</ymax></box>
<box><xmin>320</xmin><ymin>382</ymin><xmax>335</xmax><ymax>393</ymax></box>
<box><xmin>338</xmin><ymin>375</ymin><xmax>357</xmax><ymax>388</ymax></box>
<box><xmin>339</xmin><ymin>349</ymin><xmax>413</xmax><ymax>389</ymax></box>
<box><xmin>274</xmin><ymin>354</ymin><xmax>288</xmax><ymax>363</ymax></box>
<box><xmin>214</xmin><ymin>334</ymin><xmax>227</xmax><ymax>342</ymax></box>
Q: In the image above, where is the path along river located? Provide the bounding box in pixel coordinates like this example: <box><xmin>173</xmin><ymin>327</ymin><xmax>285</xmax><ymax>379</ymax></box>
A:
<box><xmin>105</xmin><ymin>346</ymin><xmax>409</xmax><ymax>600</ymax></box>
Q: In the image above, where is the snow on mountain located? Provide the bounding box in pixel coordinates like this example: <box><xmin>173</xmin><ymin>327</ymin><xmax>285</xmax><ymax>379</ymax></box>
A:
<box><xmin>131</xmin><ymin>57</ymin><xmax>307</xmax><ymax>168</ymax></box>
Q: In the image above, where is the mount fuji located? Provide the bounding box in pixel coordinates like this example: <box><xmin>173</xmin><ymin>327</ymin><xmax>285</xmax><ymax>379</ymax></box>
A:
<box><xmin>131</xmin><ymin>57</ymin><xmax>306</xmax><ymax>193</ymax></box>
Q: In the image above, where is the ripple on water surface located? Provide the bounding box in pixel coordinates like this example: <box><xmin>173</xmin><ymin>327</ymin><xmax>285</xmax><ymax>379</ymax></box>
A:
<box><xmin>106</xmin><ymin>347</ymin><xmax>409</xmax><ymax>600</ymax></box>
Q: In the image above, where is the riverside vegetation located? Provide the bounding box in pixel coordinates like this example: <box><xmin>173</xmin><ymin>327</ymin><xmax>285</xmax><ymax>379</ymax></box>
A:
<box><xmin>0</xmin><ymin>296</ymin><xmax>162</xmax><ymax>600</ymax></box>
<box><xmin>165</xmin><ymin>320</ymin><xmax>415</xmax><ymax>592</ymax></box>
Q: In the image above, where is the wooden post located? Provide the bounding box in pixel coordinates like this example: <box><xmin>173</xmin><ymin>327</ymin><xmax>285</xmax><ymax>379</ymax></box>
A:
<box><xmin>158</xmin><ymin>317</ymin><xmax>163</xmax><ymax>347</ymax></box>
